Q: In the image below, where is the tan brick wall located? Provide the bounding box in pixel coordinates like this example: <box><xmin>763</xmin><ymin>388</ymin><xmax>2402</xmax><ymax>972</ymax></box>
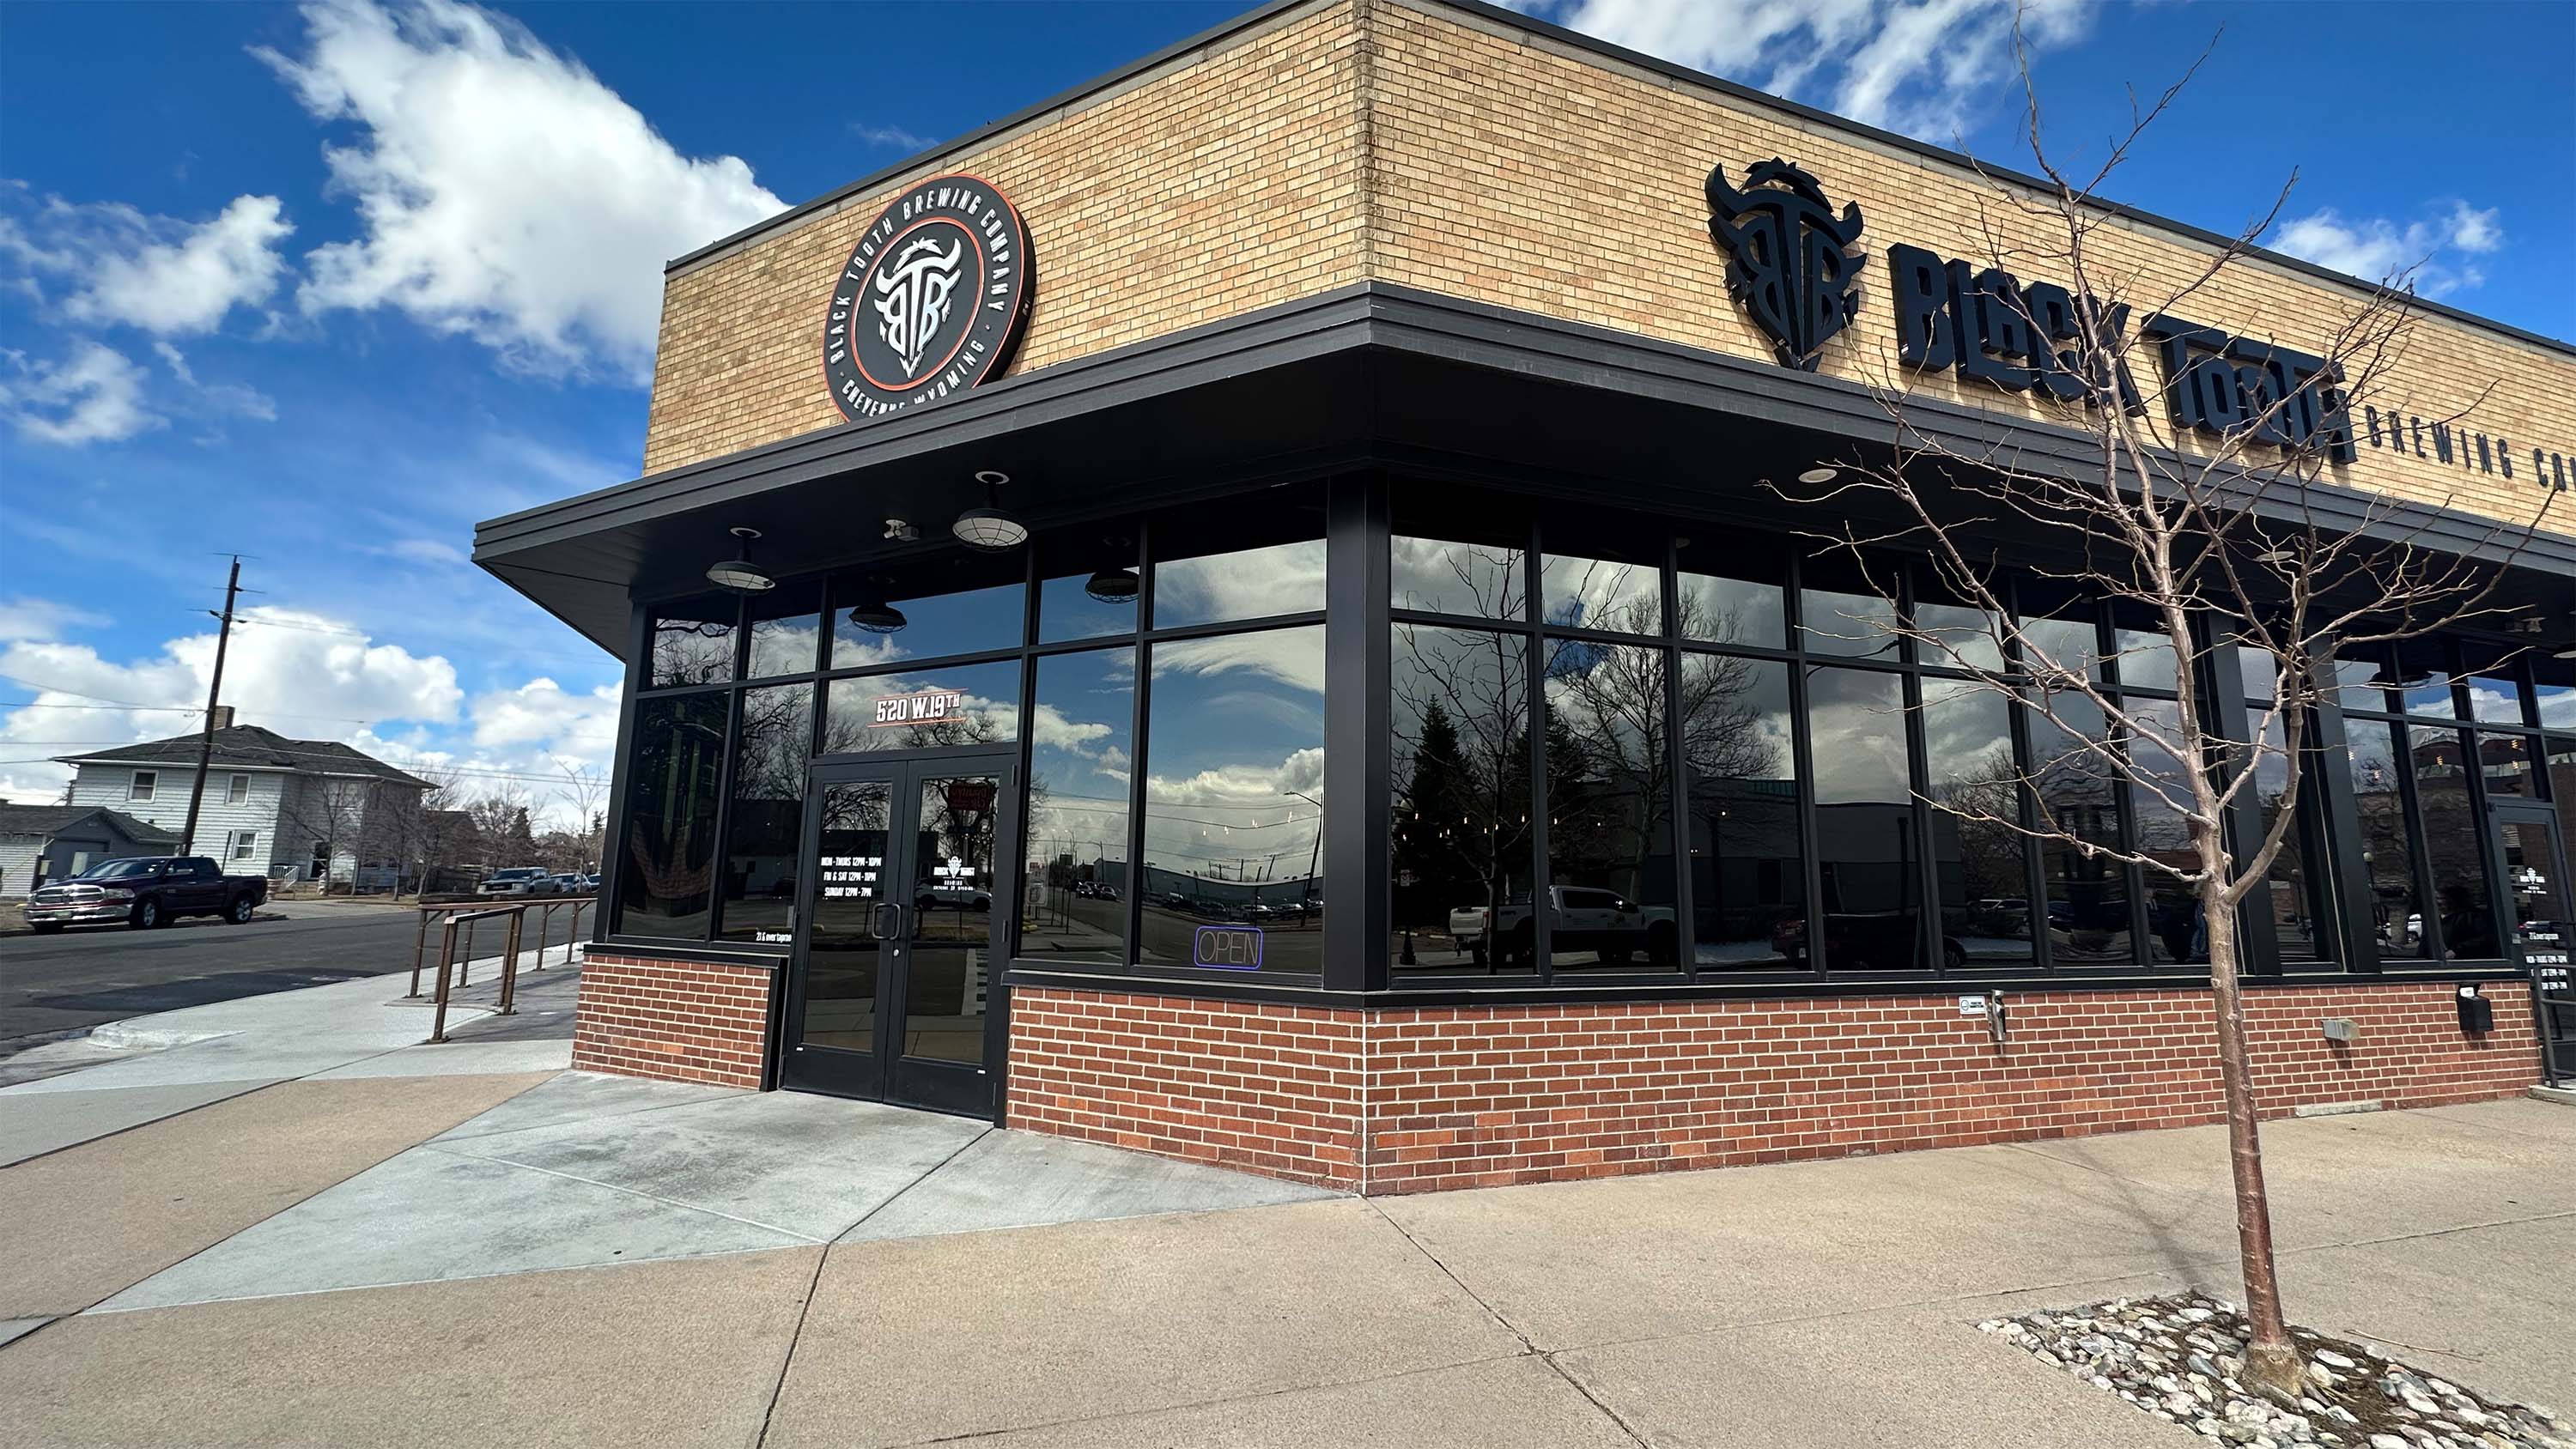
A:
<box><xmin>641</xmin><ymin>1</ymin><xmax>1371</xmax><ymax>475</ymax></box>
<box><xmin>638</xmin><ymin>0</ymin><xmax>2573</xmax><ymax>531</ymax></box>
<box><xmin>1002</xmin><ymin>980</ymin><xmax>2537</xmax><ymax>1196</ymax></box>
<box><xmin>1367</xmin><ymin>0</ymin><xmax>2573</xmax><ymax>530</ymax></box>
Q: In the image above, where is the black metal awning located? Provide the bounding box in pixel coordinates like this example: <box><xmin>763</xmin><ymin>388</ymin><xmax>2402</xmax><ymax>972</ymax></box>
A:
<box><xmin>474</xmin><ymin>282</ymin><xmax>2576</xmax><ymax>655</ymax></box>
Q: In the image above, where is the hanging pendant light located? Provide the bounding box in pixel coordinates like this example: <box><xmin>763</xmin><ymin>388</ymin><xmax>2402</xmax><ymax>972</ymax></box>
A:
<box><xmin>1085</xmin><ymin>567</ymin><xmax>1140</xmax><ymax>603</ymax></box>
<box><xmin>952</xmin><ymin>470</ymin><xmax>1028</xmax><ymax>552</ymax></box>
<box><xmin>845</xmin><ymin>577</ymin><xmax>908</xmax><ymax>634</ymax></box>
<box><xmin>706</xmin><ymin>527</ymin><xmax>776</xmax><ymax>592</ymax></box>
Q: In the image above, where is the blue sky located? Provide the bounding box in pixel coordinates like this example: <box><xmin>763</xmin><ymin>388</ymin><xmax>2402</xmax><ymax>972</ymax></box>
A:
<box><xmin>3</xmin><ymin>0</ymin><xmax>2569</xmax><ymax>818</ymax></box>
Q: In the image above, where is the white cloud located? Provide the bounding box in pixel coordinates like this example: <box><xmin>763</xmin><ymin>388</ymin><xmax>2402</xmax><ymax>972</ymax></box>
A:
<box><xmin>468</xmin><ymin>676</ymin><xmax>618</xmax><ymax>759</ymax></box>
<box><xmin>0</xmin><ymin>605</ymin><xmax>465</xmax><ymax>799</ymax></box>
<box><xmin>0</xmin><ymin>340</ymin><xmax>163</xmax><ymax>445</ymax></box>
<box><xmin>61</xmin><ymin>196</ymin><xmax>293</xmax><ymax>336</ymax></box>
<box><xmin>2</xmin><ymin>191</ymin><xmax>292</xmax><ymax>337</ymax></box>
<box><xmin>0</xmin><ymin>597</ymin><xmax>111</xmax><ymax>644</ymax></box>
<box><xmin>2273</xmin><ymin>202</ymin><xmax>2505</xmax><ymax>298</ymax></box>
<box><xmin>383</xmin><ymin>537</ymin><xmax>469</xmax><ymax>566</ymax></box>
<box><xmin>258</xmin><ymin>0</ymin><xmax>785</xmax><ymax>379</ymax></box>
<box><xmin>1543</xmin><ymin>0</ymin><xmax>2089</xmax><ymax>141</ymax></box>
<box><xmin>850</xmin><ymin>122</ymin><xmax>932</xmax><ymax>150</ymax></box>
<box><xmin>152</xmin><ymin>341</ymin><xmax>279</xmax><ymax>422</ymax></box>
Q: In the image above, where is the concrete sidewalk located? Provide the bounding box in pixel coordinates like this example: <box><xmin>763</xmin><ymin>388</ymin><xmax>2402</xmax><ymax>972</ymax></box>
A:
<box><xmin>3</xmin><ymin>1074</ymin><xmax>2567</xmax><ymax>1447</ymax></box>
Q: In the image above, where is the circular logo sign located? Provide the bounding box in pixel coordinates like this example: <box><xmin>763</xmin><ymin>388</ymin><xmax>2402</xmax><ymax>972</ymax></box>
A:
<box><xmin>822</xmin><ymin>173</ymin><xmax>1034</xmax><ymax>422</ymax></box>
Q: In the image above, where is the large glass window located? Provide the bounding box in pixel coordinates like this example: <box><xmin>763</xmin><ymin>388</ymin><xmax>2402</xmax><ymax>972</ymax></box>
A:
<box><xmin>2411</xmin><ymin>724</ymin><xmax>2497</xmax><ymax>958</ymax></box>
<box><xmin>1036</xmin><ymin>536</ymin><xmax>1140</xmax><ymax>645</ymax></box>
<box><xmin>1683</xmin><ymin>654</ymin><xmax>1799</xmax><ymax>967</ymax></box>
<box><xmin>717</xmin><ymin>684</ymin><xmax>812</xmax><ymax>942</ymax></box>
<box><xmin>616</xmin><ymin>693</ymin><xmax>727</xmax><ymax>937</ymax></box>
<box><xmin>2027</xmin><ymin>693</ymin><xmax>2130</xmax><ymax>965</ymax></box>
<box><xmin>1543</xmin><ymin>640</ymin><xmax>1679</xmax><ymax>971</ymax></box>
<box><xmin>649</xmin><ymin>596</ymin><xmax>738</xmax><ymax>688</ymax></box>
<box><xmin>1152</xmin><ymin>539</ymin><xmax>1325</xmax><ymax>629</ymax></box>
<box><xmin>1138</xmin><ymin>625</ymin><xmax>1326</xmax><ymax>973</ymax></box>
<box><xmin>1923</xmin><ymin>679</ymin><xmax>2035</xmax><ymax>969</ymax></box>
<box><xmin>744</xmin><ymin>583</ymin><xmax>823</xmax><ymax>681</ymax></box>
<box><xmin>822</xmin><ymin>661</ymin><xmax>1021</xmax><ymax>753</ymax></box>
<box><xmin>830</xmin><ymin>555</ymin><xmax>1024</xmax><ymax>669</ymax></box>
<box><xmin>2127</xmin><ymin>697</ymin><xmax>2202</xmax><ymax>966</ymax></box>
<box><xmin>1805</xmin><ymin>667</ymin><xmax>1917</xmax><ymax>970</ymax></box>
<box><xmin>2346</xmin><ymin>722</ymin><xmax>2428</xmax><ymax>958</ymax></box>
<box><xmin>1021</xmin><ymin>647</ymin><xmax>1133</xmax><ymax>965</ymax></box>
<box><xmin>1390</xmin><ymin>625</ymin><xmax>1533</xmax><ymax>976</ymax></box>
<box><xmin>1676</xmin><ymin>546</ymin><xmax>1785</xmax><ymax>650</ymax></box>
<box><xmin>2248</xmin><ymin>715</ymin><xmax>2325</xmax><ymax>961</ymax></box>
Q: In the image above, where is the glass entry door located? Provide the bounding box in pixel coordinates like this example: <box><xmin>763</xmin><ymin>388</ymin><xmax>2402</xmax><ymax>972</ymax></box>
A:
<box><xmin>2489</xmin><ymin>800</ymin><xmax>2571</xmax><ymax>961</ymax></box>
<box><xmin>781</xmin><ymin>754</ymin><xmax>1014</xmax><ymax>1116</ymax></box>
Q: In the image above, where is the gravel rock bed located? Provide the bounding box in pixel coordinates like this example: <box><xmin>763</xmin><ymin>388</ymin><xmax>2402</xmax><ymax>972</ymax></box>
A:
<box><xmin>1979</xmin><ymin>1291</ymin><xmax>2573</xmax><ymax>1449</ymax></box>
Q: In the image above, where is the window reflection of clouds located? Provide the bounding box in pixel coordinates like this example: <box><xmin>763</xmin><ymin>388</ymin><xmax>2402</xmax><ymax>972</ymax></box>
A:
<box><xmin>1678</xmin><ymin>567</ymin><xmax>1785</xmax><ymax>650</ymax></box>
<box><xmin>1804</xmin><ymin>666</ymin><xmax>1908</xmax><ymax>803</ymax></box>
<box><xmin>1139</xmin><ymin>625</ymin><xmax>1325</xmax><ymax>973</ymax></box>
<box><xmin>1915</xmin><ymin>602</ymin><xmax>2004</xmax><ymax>674</ymax></box>
<box><xmin>1023</xmin><ymin>647</ymin><xmax>1133</xmax><ymax>965</ymax></box>
<box><xmin>1540</xmin><ymin>554</ymin><xmax>1662</xmax><ymax>635</ymax></box>
<box><xmin>1392</xmin><ymin>535</ymin><xmax>1524</xmax><ymax>620</ymax></box>
<box><xmin>822</xmin><ymin>660</ymin><xmax>1021</xmax><ymax>753</ymax></box>
<box><xmin>829</xmin><ymin>580</ymin><xmax>1024</xmax><ymax>669</ymax></box>
<box><xmin>1152</xmin><ymin>539</ymin><xmax>1325</xmax><ymax>629</ymax></box>
<box><xmin>1801</xmin><ymin>587</ymin><xmax>1898</xmax><ymax>659</ymax></box>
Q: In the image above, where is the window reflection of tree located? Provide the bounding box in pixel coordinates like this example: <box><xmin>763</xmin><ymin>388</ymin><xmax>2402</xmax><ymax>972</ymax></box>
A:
<box><xmin>2025</xmin><ymin>693</ymin><xmax>2129</xmax><ymax>963</ymax></box>
<box><xmin>1681</xmin><ymin>652</ymin><xmax>1795</xmax><ymax>965</ymax></box>
<box><xmin>620</xmin><ymin>694</ymin><xmax>726</xmax><ymax>931</ymax></box>
<box><xmin>1391</xmin><ymin>626</ymin><xmax>1531</xmax><ymax>968</ymax></box>
<box><xmin>1542</xmin><ymin>589</ymin><xmax>1693</xmax><ymax>969</ymax></box>
<box><xmin>720</xmin><ymin>684</ymin><xmax>812</xmax><ymax>937</ymax></box>
<box><xmin>821</xmin><ymin>673</ymin><xmax>1014</xmax><ymax>754</ymax></box>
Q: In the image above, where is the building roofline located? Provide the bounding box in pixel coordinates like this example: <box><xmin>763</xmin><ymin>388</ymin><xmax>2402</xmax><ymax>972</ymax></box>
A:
<box><xmin>663</xmin><ymin>0</ymin><xmax>2572</xmax><ymax>359</ymax></box>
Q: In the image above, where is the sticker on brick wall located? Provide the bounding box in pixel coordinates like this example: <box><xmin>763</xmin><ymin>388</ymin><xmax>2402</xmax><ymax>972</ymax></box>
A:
<box><xmin>822</xmin><ymin>173</ymin><xmax>1034</xmax><ymax>423</ymax></box>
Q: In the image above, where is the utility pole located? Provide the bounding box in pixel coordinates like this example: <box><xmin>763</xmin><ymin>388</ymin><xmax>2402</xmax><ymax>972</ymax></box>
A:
<box><xmin>178</xmin><ymin>556</ymin><xmax>242</xmax><ymax>858</ymax></box>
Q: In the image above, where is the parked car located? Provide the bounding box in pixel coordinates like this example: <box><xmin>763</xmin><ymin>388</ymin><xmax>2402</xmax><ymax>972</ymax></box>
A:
<box><xmin>915</xmin><ymin>882</ymin><xmax>993</xmax><ymax>912</ymax></box>
<box><xmin>1449</xmin><ymin>886</ymin><xmax>1677</xmax><ymax>967</ymax></box>
<box><xmin>545</xmin><ymin>872</ymin><xmax>589</xmax><ymax>895</ymax></box>
<box><xmin>25</xmin><ymin>856</ymin><xmax>268</xmax><ymax>933</ymax></box>
<box><xmin>477</xmin><ymin>867</ymin><xmax>554</xmax><ymax>896</ymax></box>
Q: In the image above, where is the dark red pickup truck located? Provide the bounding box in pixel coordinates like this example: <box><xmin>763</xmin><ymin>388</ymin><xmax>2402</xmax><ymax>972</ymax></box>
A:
<box><xmin>24</xmin><ymin>856</ymin><xmax>269</xmax><ymax>933</ymax></box>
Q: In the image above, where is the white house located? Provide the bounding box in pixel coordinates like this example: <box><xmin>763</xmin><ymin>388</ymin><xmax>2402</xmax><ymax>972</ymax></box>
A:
<box><xmin>50</xmin><ymin>724</ymin><xmax>436</xmax><ymax>890</ymax></box>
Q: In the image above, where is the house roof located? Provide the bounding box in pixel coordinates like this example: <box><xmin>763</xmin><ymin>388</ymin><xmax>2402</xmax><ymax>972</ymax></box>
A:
<box><xmin>53</xmin><ymin>725</ymin><xmax>436</xmax><ymax>791</ymax></box>
<box><xmin>0</xmin><ymin>803</ymin><xmax>180</xmax><ymax>845</ymax></box>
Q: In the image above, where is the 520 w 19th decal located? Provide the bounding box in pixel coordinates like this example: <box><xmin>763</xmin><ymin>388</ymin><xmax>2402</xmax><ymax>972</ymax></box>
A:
<box><xmin>822</xmin><ymin>174</ymin><xmax>1035</xmax><ymax>423</ymax></box>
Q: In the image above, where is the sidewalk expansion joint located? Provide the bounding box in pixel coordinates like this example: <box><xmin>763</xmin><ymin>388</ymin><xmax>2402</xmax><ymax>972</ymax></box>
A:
<box><xmin>753</xmin><ymin>1247</ymin><xmax>832</xmax><ymax>1448</ymax></box>
<box><xmin>822</xmin><ymin>1126</ymin><xmax>995</xmax><ymax>1242</ymax></box>
<box><xmin>1364</xmin><ymin>1197</ymin><xmax>1536</xmax><ymax>1354</ymax></box>
<box><xmin>1538</xmin><ymin>1351</ymin><xmax>1653</xmax><ymax>1447</ymax></box>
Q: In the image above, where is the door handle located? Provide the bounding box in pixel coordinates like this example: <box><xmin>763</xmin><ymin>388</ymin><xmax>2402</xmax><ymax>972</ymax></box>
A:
<box><xmin>870</xmin><ymin>901</ymin><xmax>898</xmax><ymax>941</ymax></box>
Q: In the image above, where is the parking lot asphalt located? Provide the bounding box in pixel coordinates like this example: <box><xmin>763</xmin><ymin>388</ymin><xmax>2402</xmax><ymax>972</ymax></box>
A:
<box><xmin>0</xmin><ymin>904</ymin><xmax>585</xmax><ymax>1058</ymax></box>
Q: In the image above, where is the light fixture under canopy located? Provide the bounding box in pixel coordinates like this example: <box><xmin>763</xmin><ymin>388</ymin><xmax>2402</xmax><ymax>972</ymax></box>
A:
<box><xmin>706</xmin><ymin>526</ymin><xmax>776</xmax><ymax>592</ymax></box>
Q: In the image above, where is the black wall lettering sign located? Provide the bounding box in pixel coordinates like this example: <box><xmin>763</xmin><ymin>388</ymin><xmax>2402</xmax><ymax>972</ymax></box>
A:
<box><xmin>2141</xmin><ymin>315</ymin><xmax>2357</xmax><ymax>463</ymax></box>
<box><xmin>821</xmin><ymin>174</ymin><xmax>1035</xmax><ymax>423</ymax></box>
<box><xmin>1886</xmin><ymin>243</ymin><xmax>2142</xmax><ymax>412</ymax></box>
<box><xmin>1705</xmin><ymin>159</ymin><xmax>1866</xmax><ymax>371</ymax></box>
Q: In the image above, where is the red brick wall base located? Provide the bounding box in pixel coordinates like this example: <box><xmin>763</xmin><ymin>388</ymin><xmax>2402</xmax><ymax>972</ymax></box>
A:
<box><xmin>1005</xmin><ymin>981</ymin><xmax>2539</xmax><ymax>1196</ymax></box>
<box><xmin>571</xmin><ymin>951</ymin><xmax>775</xmax><ymax>1089</ymax></box>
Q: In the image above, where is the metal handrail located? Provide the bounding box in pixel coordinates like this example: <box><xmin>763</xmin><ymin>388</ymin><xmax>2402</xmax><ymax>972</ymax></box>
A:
<box><xmin>427</xmin><ymin>906</ymin><xmax>525</xmax><ymax>1045</ymax></box>
<box><xmin>409</xmin><ymin>894</ymin><xmax>595</xmax><ymax>997</ymax></box>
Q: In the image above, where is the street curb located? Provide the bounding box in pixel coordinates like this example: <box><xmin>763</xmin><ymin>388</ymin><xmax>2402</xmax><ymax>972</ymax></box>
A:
<box><xmin>2530</xmin><ymin>1085</ymin><xmax>2576</xmax><ymax>1106</ymax></box>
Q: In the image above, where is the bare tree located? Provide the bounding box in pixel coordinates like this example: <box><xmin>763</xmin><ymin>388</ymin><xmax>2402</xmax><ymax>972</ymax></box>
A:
<box><xmin>1777</xmin><ymin>20</ymin><xmax>2559</xmax><ymax>1394</ymax></box>
<box><xmin>549</xmin><ymin>760</ymin><xmax>611</xmax><ymax>871</ymax></box>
